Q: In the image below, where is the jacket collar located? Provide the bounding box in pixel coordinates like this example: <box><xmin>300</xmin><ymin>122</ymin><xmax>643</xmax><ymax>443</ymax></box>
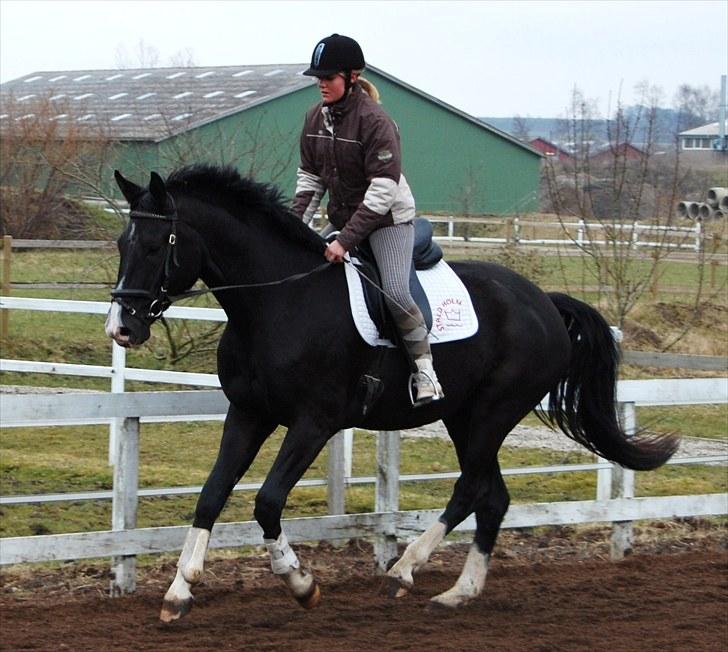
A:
<box><xmin>321</xmin><ymin>83</ymin><xmax>363</xmax><ymax>122</ymax></box>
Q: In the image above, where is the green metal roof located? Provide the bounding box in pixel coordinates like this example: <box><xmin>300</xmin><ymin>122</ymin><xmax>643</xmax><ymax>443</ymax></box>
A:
<box><xmin>0</xmin><ymin>63</ymin><xmax>313</xmax><ymax>141</ymax></box>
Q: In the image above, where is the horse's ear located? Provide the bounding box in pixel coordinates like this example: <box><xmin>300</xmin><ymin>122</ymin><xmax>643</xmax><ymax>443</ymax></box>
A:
<box><xmin>149</xmin><ymin>171</ymin><xmax>167</xmax><ymax>206</ymax></box>
<box><xmin>114</xmin><ymin>170</ymin><xmax>144</xmax><ymax>204</ymax></box>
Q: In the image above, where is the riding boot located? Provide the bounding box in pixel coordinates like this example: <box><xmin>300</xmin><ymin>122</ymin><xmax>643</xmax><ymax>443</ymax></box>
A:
<box><xmin>411</xmin><ymin>356</ymin><xmax>445</xmax><ymax>405</ymax></box>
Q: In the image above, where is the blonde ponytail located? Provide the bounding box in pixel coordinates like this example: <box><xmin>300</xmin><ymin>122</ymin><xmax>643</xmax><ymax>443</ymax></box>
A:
<box><xmin>357</xmin><ymin>75</ymin><xmax>381</xmax><ymax>103</ymax></box>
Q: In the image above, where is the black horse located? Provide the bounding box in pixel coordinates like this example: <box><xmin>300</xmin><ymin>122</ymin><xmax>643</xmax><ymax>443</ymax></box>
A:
<box><xmin>106</xmin><ymin>165</ymin><xmax>677</xmax><ymax>619</ymax></box>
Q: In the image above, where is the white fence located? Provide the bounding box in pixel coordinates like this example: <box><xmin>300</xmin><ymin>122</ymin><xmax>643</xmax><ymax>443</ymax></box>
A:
<box><xmin>0</xmin><ymin>297</ymin><xmax>726</xmax><ymax>595</ymax></box>
<box><xmin>425</xmin><ymin>216</ymin><xmax>703</xmax><ymax>252</ymax></box>
<box><xmin>3</xmin><ymin>216</ymin><xmax>705</xmax><ymax>254</ymax></box>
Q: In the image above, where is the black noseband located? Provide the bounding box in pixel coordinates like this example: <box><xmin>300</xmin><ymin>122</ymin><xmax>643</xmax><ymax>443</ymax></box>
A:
<box><xmin>110</xmin><ymin>200</ymin><xmax>179</xmax><ymax>324</ymax></box>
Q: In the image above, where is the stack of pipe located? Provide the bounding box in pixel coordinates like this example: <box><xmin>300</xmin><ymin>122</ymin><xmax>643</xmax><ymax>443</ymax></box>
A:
<box><xmin>678</xmin><ymin>187</ymin><xmax>727</xmax><ymax>221</ymax></box>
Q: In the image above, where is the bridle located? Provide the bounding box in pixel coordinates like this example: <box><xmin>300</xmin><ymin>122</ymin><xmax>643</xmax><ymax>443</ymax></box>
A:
<box><xmin>110</xmin><ymin>200</ymin><xmax>180</xmax><ymax>324</ymax></box>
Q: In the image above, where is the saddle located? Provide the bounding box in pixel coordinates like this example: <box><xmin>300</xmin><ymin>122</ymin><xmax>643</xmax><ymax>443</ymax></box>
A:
<box><xmin>349</xmin><ymin>217</ymin><xmax>443</xmax><ymax>343</ymax></box>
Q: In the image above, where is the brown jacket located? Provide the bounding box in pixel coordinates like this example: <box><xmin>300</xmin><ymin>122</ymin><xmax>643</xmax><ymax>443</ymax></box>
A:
<box><xmin>291</xmin><ymin>84</ymin><xmax>416</xmax><ymax>251</ymax></box>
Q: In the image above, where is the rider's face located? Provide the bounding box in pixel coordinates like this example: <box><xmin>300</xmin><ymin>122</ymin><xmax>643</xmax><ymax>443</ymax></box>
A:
<box><xmin>317</xmin><ymin>73</ymin><xmax>347</xmax><ymax>104</ymax></box>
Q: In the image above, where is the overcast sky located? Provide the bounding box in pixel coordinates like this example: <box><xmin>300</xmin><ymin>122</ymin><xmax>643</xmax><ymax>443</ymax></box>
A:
<box><xmin>1</xmin><ymin>0</ymin><xmax>726</xmax><ymax>118</ymax></box>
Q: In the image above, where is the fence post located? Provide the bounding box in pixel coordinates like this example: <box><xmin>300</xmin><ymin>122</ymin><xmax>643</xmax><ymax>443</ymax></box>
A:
<box><xmin>109</xmin><ymin>342</ymin><xmax>127</xmax><ymax>466</ymax></box>
<box><xmin>596</xmin><ymin>456</ymin><xmax>612</xmax><ymax>501</ymax></box>
<box><xmin>694</xmin><ymin>220</ymin><xmax>702</xmax><ymax>253</ymax></box>
<box><xmin>110</xmin><ymin>416</ymin><xmax>139</xmax><ymax>596</ymax></box>
<box><xmin>1</xmin><ymin>235</ymin><xmax>11</xmax><ymax>339</ymax></box>
<box><xmin>374</xmin><ymin>430</ymin><xmax>400</xmax><ymax>572</ymax></box>
<box><xmin>327</xmin><ymin>430</ymin><xmax>346</xmax><ymax>515</ymax></box>
<box><xmin>577</xmin><ymin>220</ymin><xmax>585</xmax><ymax>247</ymax></box>
<box><xmin>343</xmin><ymin>428</ymin><xmax>353</xmax><ymax>479</ymax></box>
<box><xmin>610</xmin><ymin>402</ymin><xmax>636</xmax><ymax>560</ymax></box>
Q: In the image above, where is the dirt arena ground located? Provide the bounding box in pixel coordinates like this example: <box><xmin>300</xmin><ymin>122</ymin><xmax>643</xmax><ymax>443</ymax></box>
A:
<box><xmin>1</xmin><ymin>521</ymin><xmax>726</xmax><ymax>652</ymax></box>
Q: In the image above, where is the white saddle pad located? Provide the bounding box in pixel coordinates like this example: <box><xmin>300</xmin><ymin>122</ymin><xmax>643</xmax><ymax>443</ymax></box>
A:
<box><xmin>344</xmin><ymin>258</ymin><xmax>479</xmax><ymax>347</ymax></box>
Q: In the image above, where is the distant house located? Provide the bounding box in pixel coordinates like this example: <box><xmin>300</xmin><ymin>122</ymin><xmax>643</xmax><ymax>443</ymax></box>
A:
<box><xmin>678</xmin><ymin>120</ymin><xmax>728</xmax><ymax>153</ymax></box>
<box><xmin>588</xmin><ymin>142</ymin><xmax>645</xmax><ymax>165</ymax></box>
<box><xmin>528</xmin><ymin>137</ymin><xmax>573</xmax><ymax>163</ymax></box>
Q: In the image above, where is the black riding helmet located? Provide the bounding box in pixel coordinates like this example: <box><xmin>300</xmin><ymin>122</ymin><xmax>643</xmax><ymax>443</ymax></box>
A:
<box><xmin>303</xmin><ymin>34</ymin><xmax>365</xmax><ymax>77</ymax></box>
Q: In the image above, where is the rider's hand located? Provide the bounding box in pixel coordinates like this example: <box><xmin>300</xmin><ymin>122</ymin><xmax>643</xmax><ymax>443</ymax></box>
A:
<box><xmin>325</xmin><ymin>240</ymin><xmax>347</xmax><ymax>263</ymax></box>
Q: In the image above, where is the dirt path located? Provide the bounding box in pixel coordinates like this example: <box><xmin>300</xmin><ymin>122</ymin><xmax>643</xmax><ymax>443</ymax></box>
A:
<box><xmin>2</xmin><ymin>525</ymin><xmax>726</xmax><ymax>651</ymax></box>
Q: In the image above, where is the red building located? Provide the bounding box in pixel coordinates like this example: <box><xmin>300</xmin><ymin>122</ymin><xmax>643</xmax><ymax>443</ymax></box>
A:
<box><xmin>589</xmin><ymin>143</ymin><xmax>645</xmax><ymax>165</ymax></box>
<box><xmin>528</xmin><ymin>137</ymin><xmax>574</xmax><ymax>163</ymax></box>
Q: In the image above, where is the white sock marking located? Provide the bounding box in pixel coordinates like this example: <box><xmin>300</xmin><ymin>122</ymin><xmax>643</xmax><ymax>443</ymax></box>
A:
<box><xmin>388</xmin><ymin>519</ymin><xmax>447</xmax><ymax>587</ymax></box>
<box><xmin>431</xmin><ymin>544</ymin><xmax>490</xmax><ymax>607</ymax></box>
<box><xmin>180</xmin><ymin>527</ymin><xmax>210</xmax><ymax>584</ymax></box>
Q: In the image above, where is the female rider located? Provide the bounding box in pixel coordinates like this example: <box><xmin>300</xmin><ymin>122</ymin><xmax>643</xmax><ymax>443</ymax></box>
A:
<box><xmin>291</xmin><ymin>33</ymin><xmax>443</xmax><ymax>405</ymax></box>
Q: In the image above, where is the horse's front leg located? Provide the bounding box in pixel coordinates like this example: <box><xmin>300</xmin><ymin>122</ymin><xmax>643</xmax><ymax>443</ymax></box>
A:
<box><xmin>253</xmin><ymin>417</ymin><xmax>334</xmax><ymax>609</ymax></box>
<box><xmin>160</xmin><ymin>405</ymin><xmax>274</xmax><ymax>622</ymax></box>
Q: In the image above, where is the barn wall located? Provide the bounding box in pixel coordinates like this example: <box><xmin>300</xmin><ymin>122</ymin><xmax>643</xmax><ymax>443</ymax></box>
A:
<box><xmin>365</xmin><ymin>71</ymin><xmax>541</xmax><ymax>215</ymax></box>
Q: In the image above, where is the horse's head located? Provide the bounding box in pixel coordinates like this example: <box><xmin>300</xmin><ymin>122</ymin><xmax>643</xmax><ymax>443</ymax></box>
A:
<box><xmin>105</xmin><ymin>170</ymin><xmax>201</xmax><ymax>347</ymax></box>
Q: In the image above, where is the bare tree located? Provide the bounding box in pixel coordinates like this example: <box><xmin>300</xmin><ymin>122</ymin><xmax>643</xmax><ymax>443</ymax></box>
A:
<box><xmin>168</xmin><ymin>47</ymin><xmax>196</xmax><ymax>68</ymax></box>
<box><xmin>138</xmin><ymin>110</ymin><xmax>299</xmax><ymax>187</ymax></box>
<box><xmin>543</xmin><ymin>84</ymin><xmax>724</xmax><ymax>336</ymax></box>
<box><xmin>511</xmin><ymin>114</ymin><xmax>531</xmax><ymax>142</ymax></box>
<box><xmin>115</xmin><ymin>39</ymin><xmax>197</xmax><ymax>70</ymax></box>
<box><xmin>115</xmin><ymin>39</ymin><xmax>161</xmax><ymax>70</ymax></box>
<box><xmin>0</xmin><ymin>93</ymin><xmax>116</xmax><ymax>237</ymax></box>
<box><xmin>673</xmin><ymin>83</ymin><xmax>720</xmax><ymax>131</ymax></box>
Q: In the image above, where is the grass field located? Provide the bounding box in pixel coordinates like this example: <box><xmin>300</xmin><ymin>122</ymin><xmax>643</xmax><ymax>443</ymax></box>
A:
<box><xmin>0</xmin><ymin>239</ymin><xmax>726</xmax><ymax>541</ymax></box>
<box><xmin>1</xmin><ymin>419</ymin><xmax>725</xmax><ymax>538</ymax></box>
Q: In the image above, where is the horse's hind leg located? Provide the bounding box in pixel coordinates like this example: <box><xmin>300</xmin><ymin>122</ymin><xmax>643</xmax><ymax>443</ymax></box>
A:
<box><xmin>430</xmin><ymin>464</ymin><xmax>509</xmax><ymax>608</ymax></box>
<box><xmin>387</xmin><ymin>395</ymin><xmax>520</xmax><ymax>601</ymax></box>
<box><xmin>385</xmin><ymin>410</ymin><xmax>472</xmax><ymax>595</ymax></box>
<box><xmin>160</xmin><ymin>405</ymin><xmax>274</xmax><ymax>622</ymax></box>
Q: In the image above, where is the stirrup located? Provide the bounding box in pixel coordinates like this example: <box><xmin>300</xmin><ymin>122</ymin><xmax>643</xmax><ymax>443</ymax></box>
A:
<box><xmin>408</xmin><ymin>369</ymin><xmax>444</xmax><ymax>407</ymax></box>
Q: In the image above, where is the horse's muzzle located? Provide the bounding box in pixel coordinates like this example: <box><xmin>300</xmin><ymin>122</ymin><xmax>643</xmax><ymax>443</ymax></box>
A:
<box><xmin>105</xmin><ymin>302</ymin><xmax>151</xmax><ymax>347</ymax></box>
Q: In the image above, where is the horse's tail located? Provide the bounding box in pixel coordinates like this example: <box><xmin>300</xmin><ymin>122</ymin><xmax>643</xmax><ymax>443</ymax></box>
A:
<box><xmin>541</xmin><ymin>292</ymin><xmax>678</xmax><ymax>471</ymax></box>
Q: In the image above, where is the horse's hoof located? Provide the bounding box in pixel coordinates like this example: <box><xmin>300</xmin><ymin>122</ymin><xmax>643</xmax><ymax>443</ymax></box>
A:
<box><xmin>428</xmin><ymin>591</ymin><xmax>475</xmax><ymax>610</ymax></box>
<box><xmin>159</xmin><ymin>597</ymin><xmax>193</xmax><ymax>623</ymax></box>
<box><xmin>428</xmin><ymin>597</ymin><xmax>457</xmax><ymax>610</ymax></box>
<box><xmin>295</xmin><ymin>581</ymin><xmax>321</xmax><ymax>610</ymax></box>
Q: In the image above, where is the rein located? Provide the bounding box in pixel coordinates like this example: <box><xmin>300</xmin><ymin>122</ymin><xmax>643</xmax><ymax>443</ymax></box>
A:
<box><xmin>169</xmin><ymin>261</ymin><xmax>333</xmax><ymax>302</ymax></box>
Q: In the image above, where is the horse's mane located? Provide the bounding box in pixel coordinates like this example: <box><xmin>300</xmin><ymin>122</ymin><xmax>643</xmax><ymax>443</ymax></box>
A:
<box><xmin>165</xmin><ymin>164</ymin><xmax>325</xmax><ymax>253</ymax></box>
